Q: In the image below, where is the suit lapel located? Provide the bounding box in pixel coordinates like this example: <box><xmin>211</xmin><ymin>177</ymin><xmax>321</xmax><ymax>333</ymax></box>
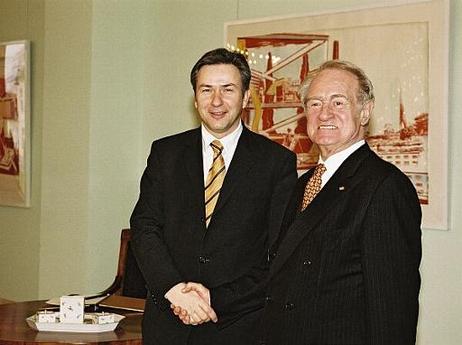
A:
<box><xmin>270</xmin><ymin>144</ymin><xmax>373</xmax><ymax>277</ymax></box>
<box><xmin>212</xmin><ymin>126</ymin><xmax>255</xmax><ymax>216</ymax></box>
<box><xmin>182</xmin><ymin>126</ymin><xmax>257</xmax><ymax>229</ymax></box>
<box><xmin>183</xmin><ymin>128</ymin><xmax>206</xmax><ymax>229</ymax></box>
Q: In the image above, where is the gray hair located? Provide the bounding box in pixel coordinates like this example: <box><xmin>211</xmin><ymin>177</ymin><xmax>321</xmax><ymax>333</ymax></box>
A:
<box><xmin>299</xmin><ymin>60</ymin><xmax>375</xmax><ymax>107</ymax></box>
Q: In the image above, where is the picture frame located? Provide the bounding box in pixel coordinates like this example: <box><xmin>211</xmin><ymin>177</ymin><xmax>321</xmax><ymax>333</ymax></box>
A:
<box><xmin>225</xmin><ymin>0</ymin><xmax>449</xmax><ymax>230</ymax></box>
<box><xmin>0</xmin><ymin>40</ymin><xmax>31</xmax><ymax>207</ymax></box>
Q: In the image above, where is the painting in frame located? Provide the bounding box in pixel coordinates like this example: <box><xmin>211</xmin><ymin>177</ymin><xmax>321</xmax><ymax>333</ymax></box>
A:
<box><xmin>225</xmin><ymin>0</ymin><xmax>449</xmax><ymax>230</ymax></box>
<box><xmin>0</xmin><ymin>40</ymin><xmax>30</xmax><ymax>207</ymax></box>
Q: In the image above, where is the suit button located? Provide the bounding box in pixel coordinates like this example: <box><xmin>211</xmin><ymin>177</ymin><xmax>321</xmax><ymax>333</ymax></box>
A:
<box><xmin>268</xmin><ymin>251</ymin><xmax>277</xmax><ymax>262</ymax></box>
<box><xmin>303</xmin><ymin>259</ymin><xmax>312</xmax><ymax>266</ymax></box>
<box><xmin>198</xmin><ymin>256</ymin><xmax>210</xmax><ymax>264</ymax></box>
<box><xmin>265</xmin><ymin>296</ymin><xmax>272</xmax><ymax>303</ymax></box>
<box><xmin>284</xmin><ymin>302</ymin><xmax>295</xmax><ymax>310</ymax></box>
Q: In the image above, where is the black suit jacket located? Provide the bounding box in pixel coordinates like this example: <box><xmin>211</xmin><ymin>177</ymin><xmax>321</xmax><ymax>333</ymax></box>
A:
<box><xmin>130</xmin><ymin>125</ymin><xmax>297</xmax><ymax>345</ymax></box>
<box><xmin>258</xmin><ymin>144</ymin><xmax>422</xmax><ymax>345</ymax></box>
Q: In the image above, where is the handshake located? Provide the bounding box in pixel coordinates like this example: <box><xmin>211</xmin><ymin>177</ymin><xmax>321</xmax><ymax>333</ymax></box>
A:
<box><xmin>165</xmin><ymin>282</ymin><xmax>218</xmax><ymax>326</ymax></box>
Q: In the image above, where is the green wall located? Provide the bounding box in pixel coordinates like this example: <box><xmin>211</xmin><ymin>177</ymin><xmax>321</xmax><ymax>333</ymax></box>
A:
<box><xmin>38</xmin><ymin>0</ymin><xmax>93</xmax><ymax>298</ymax></box>
<box><xmin>0</xmin><ymin>0</ymin><xmax>461</xmax><ymax>343</ymax></box>
<box><xmin>0</xmin><ymin>0</ymin><xmax>44</xmax><ymax>301</ymax></box>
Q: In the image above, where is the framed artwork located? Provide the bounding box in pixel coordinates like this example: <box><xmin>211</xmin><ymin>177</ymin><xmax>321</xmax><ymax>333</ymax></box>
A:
<box><xmin>0</xmin><ymin>40</ymin><xmax>30</xmax><ymax>207</ymax></box>
<box><xmin>225</xmin><ymin>0</ymin><xmax>449</xmax><ymax>230</ymax></box>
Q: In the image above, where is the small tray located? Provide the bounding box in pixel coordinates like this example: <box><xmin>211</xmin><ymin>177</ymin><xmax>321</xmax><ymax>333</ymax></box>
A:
<box><xmin>26</xmin><ymin>313</ymin><xmax>125</xmax><ymax>333</ymax></box>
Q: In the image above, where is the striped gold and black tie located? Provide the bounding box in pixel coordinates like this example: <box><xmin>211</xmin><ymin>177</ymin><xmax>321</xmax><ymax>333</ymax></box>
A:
<box><xmin>204</xmin><ymin>140</ymin><xmax>226</xmax><ymax>227</ymax></box>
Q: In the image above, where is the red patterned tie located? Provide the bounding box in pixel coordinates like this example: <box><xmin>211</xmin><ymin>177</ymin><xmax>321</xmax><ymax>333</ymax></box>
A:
<box><xmin>301</xmin><ymin>163</ymin><xmax>326</xmax><ymax>211</ymax></box>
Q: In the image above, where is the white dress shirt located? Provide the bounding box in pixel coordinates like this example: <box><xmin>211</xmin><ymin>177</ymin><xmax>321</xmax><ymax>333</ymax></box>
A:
<box><xmin>201</xmin><ymin>122</ymin><xmax>243</xmax><ymax>184</ymax></box>
<box><xmin>319</xmin><ymin>140</ymin><xmax>366</xmax><ymax>188</ymax></box>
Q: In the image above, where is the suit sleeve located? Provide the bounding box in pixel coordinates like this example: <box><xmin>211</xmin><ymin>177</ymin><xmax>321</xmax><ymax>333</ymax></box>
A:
<box><xmin>210</xmin><ymin>150</ymin><xmax>297</xmax><ymax>327</ymax></box>
<box><xmin>130</xmin><ymin>142</ymin><xmax>183</xmax><ymax>310</ymax></box>
<box><xmin>361</xmin><ymin>170</ymin><xmax>422</xmax><ymax>345</ymax></box>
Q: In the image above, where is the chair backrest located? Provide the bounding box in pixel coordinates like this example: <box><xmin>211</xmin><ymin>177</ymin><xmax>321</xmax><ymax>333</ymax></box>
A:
<box><xmin>121</xmin><ymin>231</ymin><xmax>147</xmax><ymax>298</ymax></box>
<box><xmin>100</xmin><ymin>229</ymin><xmax>147</xmax><ymax>298</ymax></box>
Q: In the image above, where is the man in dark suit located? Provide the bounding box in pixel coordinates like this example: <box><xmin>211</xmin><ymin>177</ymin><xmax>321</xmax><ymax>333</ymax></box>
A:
<box><xmin>130</xmin><ymin>48</ymin><xmax>297</xmax><ymax>345</ymax></box>
<box><xmin>258</xmin><ymin>60</ymin><xmax>422</xmax><ymax>345</ymax></box>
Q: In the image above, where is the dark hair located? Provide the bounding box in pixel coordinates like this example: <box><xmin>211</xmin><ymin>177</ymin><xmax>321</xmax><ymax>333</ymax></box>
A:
<box><xmin>190</xmin><ymin>48</ymin><xmax>251</xmax><ymax>95</ymax></box>
<box><xmin>299</xmin><ymin>60</ymin><xmax>375</xmax><ymax>107</ymax></box>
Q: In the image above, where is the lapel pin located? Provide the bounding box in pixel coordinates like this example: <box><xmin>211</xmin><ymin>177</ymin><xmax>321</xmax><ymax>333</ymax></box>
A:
<box><xmin>339</xmin><ymin>186</ymin><xmax>345</xmax><ymax>191</ymax></box>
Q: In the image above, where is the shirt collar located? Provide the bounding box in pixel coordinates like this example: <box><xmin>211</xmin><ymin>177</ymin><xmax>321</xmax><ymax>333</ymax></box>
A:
<box><xmin>201</xmin><ymin>121</ymin><xmax>243</xmax><ymax>152</ymax></box>
<box><xmin>319</xmin><ymin>140</ymin><xmax>365</xmax><ymax>173</ymax></box>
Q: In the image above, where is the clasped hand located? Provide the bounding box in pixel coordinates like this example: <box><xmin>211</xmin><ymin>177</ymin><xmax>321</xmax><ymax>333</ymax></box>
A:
<box><xmin>165</xmin><ymin>282</ymin><xmax>218</xmax><ymax>325</ymax></box>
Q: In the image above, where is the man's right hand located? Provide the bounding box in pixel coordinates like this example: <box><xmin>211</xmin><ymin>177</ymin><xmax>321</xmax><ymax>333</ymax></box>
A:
<box><xmin>165</xmin><ymin>282</ymin><xmax>217</xmax><ymax>325</ymax></box>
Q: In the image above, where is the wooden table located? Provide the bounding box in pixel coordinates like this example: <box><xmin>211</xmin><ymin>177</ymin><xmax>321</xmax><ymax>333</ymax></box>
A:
<box><xmin>0</xmin><ymin>300</ymin><xmax>143</xmax><ymax>344</ymax></box>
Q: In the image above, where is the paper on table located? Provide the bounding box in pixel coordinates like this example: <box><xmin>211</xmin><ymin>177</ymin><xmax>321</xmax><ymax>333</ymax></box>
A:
<box><xmin>98</xmin><ymin>294</ymin><xmax>145</xmax><ymax>312</ymax></box>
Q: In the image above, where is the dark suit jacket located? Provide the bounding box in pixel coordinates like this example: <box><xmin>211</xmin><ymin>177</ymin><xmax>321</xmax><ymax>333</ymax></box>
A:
<box><xmin>130</xmin><ymin>125</ymin><xmax>297</xmax><ymax>345</ymax></box>
<box><xmin>258</xmin><ymin>144</ymin><xmax>422</xmax><ymax>345</ymax></box>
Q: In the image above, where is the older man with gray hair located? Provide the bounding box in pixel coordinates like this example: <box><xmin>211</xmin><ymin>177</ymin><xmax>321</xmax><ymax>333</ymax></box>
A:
<box><xmin>257</xmin><ymin>60</ymin><xmax>422</xmax><ymax>345</ymax></box>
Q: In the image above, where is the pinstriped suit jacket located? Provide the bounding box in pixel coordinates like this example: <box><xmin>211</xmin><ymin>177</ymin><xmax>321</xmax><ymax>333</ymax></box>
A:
<box><xmin>258</xmin><ymin>143</ymin><xmax>422</xmax><ymax>345</ymax></box>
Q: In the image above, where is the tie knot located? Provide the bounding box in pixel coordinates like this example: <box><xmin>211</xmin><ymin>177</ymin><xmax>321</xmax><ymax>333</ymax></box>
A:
<box><xmin>210</xmin><ymin>140</ymin><xmax>223</xmax><ymax>154</ymax></box>
<box><xmin>314</xmin><ymin>163</ymin><xmax>326</xmax><ymax>176</ymax></box>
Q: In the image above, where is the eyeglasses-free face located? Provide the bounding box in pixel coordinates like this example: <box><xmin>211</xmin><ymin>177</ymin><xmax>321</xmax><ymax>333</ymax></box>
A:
<box><xmin>304</xmin><ymin>68</ymin><xmax>373</xmax><ymax>159</ymax></box>
<box><xmin>194</xmin><ymin>64</ymin><xmax>250</xmax><ymax>139</ymax></box>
